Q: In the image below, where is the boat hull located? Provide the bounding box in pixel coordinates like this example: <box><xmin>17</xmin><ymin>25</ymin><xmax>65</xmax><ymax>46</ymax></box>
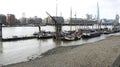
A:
<box><xmin>82</xmin><ymin>32</ymin><xmax>101</xmax><ymax>38</ymax></box>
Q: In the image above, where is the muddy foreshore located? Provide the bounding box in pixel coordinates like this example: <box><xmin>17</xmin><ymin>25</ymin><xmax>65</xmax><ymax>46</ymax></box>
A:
<box><xmin>4</xmin><ymin>35</ymin><xmax>120</xmax><ymax>67</ymax></box>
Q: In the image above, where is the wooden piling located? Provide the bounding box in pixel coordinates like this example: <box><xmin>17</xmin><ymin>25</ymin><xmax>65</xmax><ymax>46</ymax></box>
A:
<box><xmin>55</xmin><ymin>22</ymin><xmax>62</xmax><ymax>40</ymax></box>
<box><xmin>0</xmin><ymin>21</ymin><xmax>2</xmax><ymax>41</ymax></box>
<box><xmin>0</xmin><ymin>21</ymin><xmax>2</xmax><ymax>53</ymax></box>
<box><xmin>38</xmin><ymin>25</ymin><xmax>41</xmax><ymax>32</ymax></box>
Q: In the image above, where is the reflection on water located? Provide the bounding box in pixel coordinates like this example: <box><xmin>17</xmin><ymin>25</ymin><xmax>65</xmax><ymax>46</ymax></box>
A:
<box><xmin>0</xmin><ymin>26</ymin><xmax>120</xmax><ymax>65</ymax></box>
<box><xmin>0</xmin><ymin>39</ymin><xmax>56</xmax><ymax>65</ymax></box>
<box><xmin>0</xmin><ymin>41</ymin><xmax>2</xmax><ymax>53</ymax></box>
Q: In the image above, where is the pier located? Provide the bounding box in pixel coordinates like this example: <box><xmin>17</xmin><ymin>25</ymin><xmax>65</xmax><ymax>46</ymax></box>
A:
<box><xmin>2</xmin><ymin>35</ymin><xmax>36</xmax><ymax>41</ymax></box>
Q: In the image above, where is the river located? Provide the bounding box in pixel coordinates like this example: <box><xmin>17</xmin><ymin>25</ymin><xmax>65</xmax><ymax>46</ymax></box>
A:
<box><xmin>0</xmin><ymin>25</ymin><xmax>119</xmax><ymax>65</ymax></box>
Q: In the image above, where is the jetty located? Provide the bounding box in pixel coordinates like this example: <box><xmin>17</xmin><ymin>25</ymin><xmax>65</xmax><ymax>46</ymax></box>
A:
<box><xmin>2</xmin><ymin>35</ymin><xmax>36</xmax><ymax>41</ymax></box>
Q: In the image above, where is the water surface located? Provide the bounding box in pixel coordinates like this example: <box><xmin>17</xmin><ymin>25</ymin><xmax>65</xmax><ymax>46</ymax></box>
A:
<box><xmin>0</xmin><ymin>26</ymin><xmax>118</xmax><ymax>65</ymax></box>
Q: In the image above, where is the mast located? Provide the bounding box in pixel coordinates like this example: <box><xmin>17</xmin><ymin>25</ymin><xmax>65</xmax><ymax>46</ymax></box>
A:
<box><xmin>70</xmin><ymin>7</ymin><xmax>72</xmax><ymax>31</ymax></box>
<box><xmin>56</xmin><ymin>0</ymin><xmax>58</xmax><ymax>16</ymax></box>
<box><xmin>75</xmin><ymin>11</ymin><xmax>77</xmax><ymax>31</ymax></box>
<box><xmin>97</xmin><ymin>2</ymin><xmax>100</xmax><ymax>29</ymax></box>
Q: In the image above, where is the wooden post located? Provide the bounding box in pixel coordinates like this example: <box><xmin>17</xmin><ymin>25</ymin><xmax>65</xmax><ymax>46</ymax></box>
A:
<box><xmin>55</xmin><ymin>22</ymin><xmax>62</xmax><ymax>40</ymax></box>
<box><xmin>38</xmin><ymin>25</ymin><xmax>41</xmax><ymax>32</ymax></box>
<box><xmin>0</xmin><ymin>21</ymin><xmax>2</xmax><ymax>53</ymax></box>
<box><xmin>0</xmin><ymin>41</ymin><xmax>2</xmax><ymax>53</ymax></box>
<box><xmin>70</xmin><ymin>7</ymin><xmax>72</xmax><ymax>31</ymax></box>
<box><xmin>0</xmin><ymin>21</ymin><xmax>2</xmax><ymax>41</ymax></box>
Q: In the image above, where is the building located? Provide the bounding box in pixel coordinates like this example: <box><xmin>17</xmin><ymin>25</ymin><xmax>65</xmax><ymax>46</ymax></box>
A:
<box><xmin>0</xmin><ymin>14</ymin><xmax>6</xmax><ymax>25</ymax></box>
<box><xmin>27</xmin><ymin>18</ymin><xmax>34</xmax><ymax>24</ymax></box>
<box><xmin>44</xmin><ymin>16</ymin><xmax>50</xmax><ymax>23</ymax></box>
<box><xmin>68</xmin><ymin>18</ymin><xmax>83</xmax><ymax>24</ymax></box>
<box><xmin>33</xmin><ymin>16</ymin><xmax>42</xmax><ymax>24</ymax></box>
<box><xmin>27</xmin><ymin>17</ymin><xmax>42</xmax><ymax>25</ymax></box>
<box><xmin>45</xmin><ymin>16</ymin><xmax>64</xmax><ymax>24</ymax></box>
<box><xmin>101</xmin><ymin>19</ymin><xmax>115</xmax><ymax>25</ymax></box>
<box><xmin>6</xmin><ymin>14</ymin><xmax>16</xmax><ymax>25</ymax></box>
<box><xmin>19</xmin><ymin>18</ymin><xmax>27</xmax><ymax>25</ymax></box>
<box><xmin>86</xmin><ymin>14</ymin><xmax>93</xmax><ymax>20</ymax></box>
<box><xmin>68</xmin><ymin>18</ymin><xmax>97</xmax><ymax>25</ymax></box>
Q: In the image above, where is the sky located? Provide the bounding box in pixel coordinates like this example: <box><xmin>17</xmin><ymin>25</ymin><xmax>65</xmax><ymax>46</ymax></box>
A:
<box><xmin>0</xmin><ymin>0</ymin><xmax>120</xmax><ymax>19</ymax></box>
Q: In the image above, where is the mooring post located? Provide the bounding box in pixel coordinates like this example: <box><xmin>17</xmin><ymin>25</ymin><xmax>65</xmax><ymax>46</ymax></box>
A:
<box><xmin>0</xmin><ymin>21</ymin><xmax>2</xmax><ymax>41</ymax></box>
<box><xmin>55</xmin><ymin>22</ymin><xmax>62</xmax><ymax>40</ymax></box>
<box><xmin>38</xmin><ymin>25</ymin><xmax>41</xmax><ymax>32</ymax></box>
<box><xmin>0</xmin><ymin>21</ymin><xmax>2</xmax><ymax>53</ymax></box>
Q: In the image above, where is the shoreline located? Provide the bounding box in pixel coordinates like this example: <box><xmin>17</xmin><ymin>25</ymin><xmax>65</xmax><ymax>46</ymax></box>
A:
<box><xmin>41</xmin><ymin>45</ymin><xmax>79</xmax><ymax>56</ymax></box>
<box><xmin>4</xmin><ymin>35</ymin><xmax>120</xmax><ymax>67</ymax></box>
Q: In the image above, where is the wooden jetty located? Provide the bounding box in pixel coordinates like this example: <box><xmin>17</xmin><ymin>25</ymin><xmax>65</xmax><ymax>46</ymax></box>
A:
<box><xmin>2</xmin><ymin>35</ymin><xmax>36</xmax><ymax>41</ymax></box>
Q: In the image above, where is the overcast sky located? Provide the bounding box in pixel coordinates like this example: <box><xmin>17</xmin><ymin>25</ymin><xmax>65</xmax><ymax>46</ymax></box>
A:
<box><xmin>0</xmin><ymin>0</ymin><xmax>120</xmax><ymax>19</ymax></box>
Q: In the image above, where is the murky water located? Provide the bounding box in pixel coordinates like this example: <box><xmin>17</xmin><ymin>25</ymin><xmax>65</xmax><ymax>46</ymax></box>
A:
<box><xmin>0</xmin><ymin>26</ymin><xmax>119</xmax><ymax>65</ymax></box>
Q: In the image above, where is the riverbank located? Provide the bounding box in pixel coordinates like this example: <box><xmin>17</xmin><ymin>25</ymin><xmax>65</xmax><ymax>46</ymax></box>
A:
<box><xmin>4</xmin><ymin>35</ymin><xmax>120</xmax><ymax>67</ymax></box>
